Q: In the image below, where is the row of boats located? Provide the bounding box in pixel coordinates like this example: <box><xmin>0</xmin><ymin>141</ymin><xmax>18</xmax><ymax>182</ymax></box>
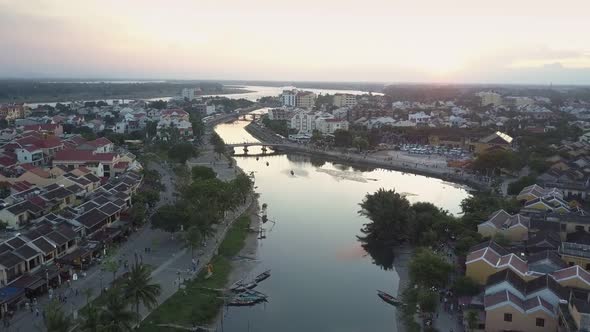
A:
<box><xmin>227</xmin><ymin>270</ymin><xmax>271</xmax><ymax>306</ymax></box>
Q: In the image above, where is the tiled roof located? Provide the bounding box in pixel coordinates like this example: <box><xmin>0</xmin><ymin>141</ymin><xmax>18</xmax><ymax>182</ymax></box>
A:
<box><xmin>13</xmin><ymin>244</ymin><xmax>40</xmax><ymax>260</ymax></box>
<box><xmin>32</xmin><ymin>237</ymin><xmax>56</xmax><ymax>254</ymax></box>
<box><xmin>551</xmin><ymin>265</ymin><xmax>590</xmax><ymax>286</ymax></box>
<box><xmin>0</xmin><ymin>252</ymin><xmax>23</xmax><ymax>268</ymax></box>
<box><xmin>54</xmin><ymin>150</ymin><xmax>117</xmax><ymax>162</ymax></box>
<box><xmin>76</xmin><ymin>208</ymin><xmax>109</xmax><ymax>229</ymax></box>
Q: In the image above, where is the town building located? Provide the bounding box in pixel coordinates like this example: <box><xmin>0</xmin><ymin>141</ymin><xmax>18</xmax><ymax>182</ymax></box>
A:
<box><xmin>280</xmin><ymin>90</ymin><xmax>297</xmax><ymax>107</ymax></box>
<box><xmin>477</xmin><ymin>91</ymin><xmax>503</xmax><ymax>107</ymax></box>
<box><xmin>315</xmin><ymin>118</ymin><xmax>349</xmax><ymax>134</ymax></box>
<box><xmin>474</xmin><ymin>131</ymin><xmax>513</xmax><ymax>154</ymax></box>
<box><xmin>181</xmin><ymin>88</ymin><xmax>196</xmax><ymax>101</ymax></box>
<box><xmin>333</xmin><ymin>94</ymin><xmax>357</xmax><ymax>108</ymax></box>
<box><xmin>296</xmin><ymin>91</ymin><xmax>316</xmax><ymax>109</ymax></box>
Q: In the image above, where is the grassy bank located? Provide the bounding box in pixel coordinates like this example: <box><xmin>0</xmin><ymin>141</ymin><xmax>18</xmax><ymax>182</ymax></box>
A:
<box><xmin>139</xmin><ymin>214</ymin><xmax>251</xmax><ymax>331</ymax></box>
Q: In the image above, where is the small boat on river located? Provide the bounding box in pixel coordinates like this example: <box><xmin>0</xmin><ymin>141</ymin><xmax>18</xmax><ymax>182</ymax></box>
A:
<box><xmin>377</xmin><ymin>290</ymin><xmax>403</xmax><ymax>306</ymax></box>
<box><xmin>255</xmin><ymin>270</ymin><xmax>271</xmax><ymax>283</ymax></box>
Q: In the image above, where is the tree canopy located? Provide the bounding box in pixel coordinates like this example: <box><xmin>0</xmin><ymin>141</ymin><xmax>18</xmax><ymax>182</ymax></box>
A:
<box><xmin>409</xmin><ymin>248</ymin><xmax>453</xmax><ymax>289</ymax></box>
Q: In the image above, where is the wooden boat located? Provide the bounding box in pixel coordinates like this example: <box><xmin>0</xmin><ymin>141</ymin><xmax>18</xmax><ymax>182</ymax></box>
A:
<box><xmin>243</xmin><ymin>281</ymin><xmax>258</xmax><ymax>290</ymax></box>
<box><xmin>254</xmin><ymin>270</ymin><xmax>271</xmax><ymax>283</ymax></box>
<box><xmin>229</xmin><ymin>279</ymin><xmax>244</xmax><ymax>291</ymax></box>
<box><xmin>377</xmin><ymin>290</ymin><xmax>402</xmax><ymax>306</ymax></box>
<box><xmin>227</xmin><ymin>298</ymin><xmax>259</xmax><ymax>306</ymax></box>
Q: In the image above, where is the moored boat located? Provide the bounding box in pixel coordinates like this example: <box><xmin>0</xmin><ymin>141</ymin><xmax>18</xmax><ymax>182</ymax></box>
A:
<box><xmin>377</xmin><ymin>290</ymin><xmax>402</xmax><ymax>306</ymax></box>
<box><xmin>254</xmin><ymin>270</ymin><xmax>271</xmax><ymax>283</ymax></box>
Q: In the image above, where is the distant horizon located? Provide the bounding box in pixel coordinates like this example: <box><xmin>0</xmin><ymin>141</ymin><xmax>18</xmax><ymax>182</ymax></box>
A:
<box><xmin>1</xmin><ymin>77</ymin><xmax>589</xmax><ymax>88</ymax></box>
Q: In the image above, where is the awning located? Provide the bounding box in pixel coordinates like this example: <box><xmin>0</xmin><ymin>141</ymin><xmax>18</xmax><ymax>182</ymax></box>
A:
<box><xmin>0</xmin><ymin>287</ymin><xmax>25</xmax><ymax>305</ymax></box>
<box><xmin>9</xmin><ymin>275</ymin><xmax>43</xmax><ymax>290</ymax></box>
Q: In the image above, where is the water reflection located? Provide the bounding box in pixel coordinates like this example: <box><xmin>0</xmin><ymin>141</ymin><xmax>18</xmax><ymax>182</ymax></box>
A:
<box><xmin>215</xmin><ymin>118</ymin><xmax>469</xmax><ymax>332</ymax></box>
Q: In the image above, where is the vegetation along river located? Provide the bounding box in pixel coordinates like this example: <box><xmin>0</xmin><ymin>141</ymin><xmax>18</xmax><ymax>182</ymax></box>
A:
<box><xmin>214</xmin><ymin>115</ymin><xmax>469</xmax><ymax>332</ymax></box>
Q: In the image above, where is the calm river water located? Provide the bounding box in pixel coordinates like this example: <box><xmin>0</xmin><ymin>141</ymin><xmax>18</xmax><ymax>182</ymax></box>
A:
<box><xmin>214</xmin><ymin>117</ymin><xmax>469</xmax><ymax>332</ymax></box>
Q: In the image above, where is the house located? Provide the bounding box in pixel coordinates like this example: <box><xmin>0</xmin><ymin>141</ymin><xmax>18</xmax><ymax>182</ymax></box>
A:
<box><xmin>517</xmin><ymin>184</ymin><xmax>563</xmax><ymax>202</ymax></box>
<box><xmin>53</xmin><ymin>150</ymin><xmax>121</xmax><ymax>177</ymax></box>
<box><xmin>524</xmin><ymin>195</ymin><xmax>571</xmax><ymax>214</ymax></box>
<box><xmin>474</xmin><ymin>131</ymin><xmax>513</xmax><ymax>154</ymax></box>
<box><xmin>22</xmin><ymin>124</ymin><xmax>63</xmax><ymax>136</ymax></box>
<box><xmin>477</xmin><ymin>209</ymin><xmax>530</xmax><ymax>242</ymax></box>
<box><xmin>75</xmin><ymin>137</ymin><xmax>114</xmax><ymax>153</ymax></box>
<box><xmin>315</xmin><ymin>118</ymin><xmax>349</xmax><ymax>134</ymax></box>
<box><xmin>466</xmin><ymin>241</ymin><xmax>536</xmax><ymax>284</ymax></box>
<box><xmin>0</xmin><ymin>200</ymin><xmax>44</xmax><ymax>229</ymax></box>
<box><xmin>483</xmin><ymin>289</ymin><xmax>558</xmax><ymax>332</ymax></box>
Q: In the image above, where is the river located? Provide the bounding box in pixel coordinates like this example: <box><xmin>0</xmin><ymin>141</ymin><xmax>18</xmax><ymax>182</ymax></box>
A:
<box><xmin>25</xmin><ymin>85</ymin><xmax>382</xmax><ymax>108</ymax></box>
<box><xmin>213</xmin><ymin>116</ymin><xmax>469</xmax><ymax>332</ymax></box>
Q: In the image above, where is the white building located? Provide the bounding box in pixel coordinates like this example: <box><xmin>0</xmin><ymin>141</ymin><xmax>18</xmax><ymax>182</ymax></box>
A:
<box><xmin>332</xmin><ymin>107</ymin><xmax>350</xmax><ymax>120</ymax></box>
<box><xmin>315</xmin><ymin>118</ymin><xmax>349</xmax><ymax>134</ymax></box>
<box><xmin>289</xmin><ymin>110</ymin><xmax>316</xmax><ymax>133</ymax></box>
<box><xmin>333</xmin><ymin>94</ymin><xmax>357</xmax><ymax>108</ymax></box>
<box><xmin>181</xmin><ymin>88</ymin><xmax>196</xmax><ymax>101</ymax></box>
<box><xmin>268</xmin><ymin>108</ymin><xmax>289</xmax><ymax>121</ymax></box>
<box><xmin>408</xmin><ymin>111</ymin><xmax>431</xmax><ymax>124</ymax></box>
<box><xmin>477</xmin><ymin>91</ymin><xmax>503</xmax><ymax>106</ymax></box>
<box><xmin>280</xmin><ymin>90</ymin><xmax>297</xmax><ymax>107</ymax></box>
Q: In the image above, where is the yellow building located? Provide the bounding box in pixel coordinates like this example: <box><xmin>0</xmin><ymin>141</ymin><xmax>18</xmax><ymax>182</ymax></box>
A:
<box><xmin>465</xmin><ymin>241</ymin><xmax>534</xmax><ymax>284</ymax></box>
<box><xmin>477</xmin><ymin>209</ymin><xmax>530</xmax><ymax>243</ymax></box>
<box><xmin>333</xmin><ymin>94</ymin><xmax>357</xmax><ymax>108</ymax></box>
<box><xmin>296</xmin><ymin>92</ymin><xmax>316</xmax><ymax>109</ymax></box>
<box><xmin>473</xmin><ymin>131</ymin><xmax>513</xmax><ymax>155</ymax></box>
<box><xmin>484</xmin><ymin>293</ymin><xmax>557</xmax><ymax>332</ymax></box>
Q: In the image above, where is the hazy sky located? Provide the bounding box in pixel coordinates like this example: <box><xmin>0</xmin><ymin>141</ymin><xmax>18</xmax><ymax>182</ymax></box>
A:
<box><xmin>2</xmin><ymin>0</ymin><xmax>590</xmax><ymax>84</ymax></box>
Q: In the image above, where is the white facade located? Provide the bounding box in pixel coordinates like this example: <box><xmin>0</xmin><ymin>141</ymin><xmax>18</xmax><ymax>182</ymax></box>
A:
<box><xmin>289</xmin><ymin>110</ymin><xmax>316</xmax><ymax>133</ymax></box>
<box><xmin>408</xmin><ymin>111</ymin><xmax>431</xmax><ymax>123</ymax></box>
<box><xmin>15</xmin><ymin>148</ymin><xmax>44</xmax><ymax>165</ymax></box>
<box><xmin>332</xmin><ymin>107</ymin><xmax>350</xmax><ymax>120</ymax></box>
<box><xmin>280</xmin><ymin>90</ymin><xmax>297</xmax><ymax>107</ymax></box>
<box><xmin>181</xmin><ymin>88</ymin><xmax>196</xmax><ymax>101</ymax></box>
<box><xmin>315</xmin><ymin>118</ymin><xmax>349</xmax><ymax>134</ymax></box>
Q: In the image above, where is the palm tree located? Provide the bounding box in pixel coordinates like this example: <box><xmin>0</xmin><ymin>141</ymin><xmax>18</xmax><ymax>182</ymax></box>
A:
<box><xmin>99</xmin><ymin>289</ymin><xmax>137</xmax><ymax>332</ymax></box>
<box><xmin>78</xmin><ymin>302</ymin><xmax>100</xmax><ymax>332</ymax></box>
<box><xmin>122</xmin><ymin>263</ymin><xmax>162</xmax><ymax>324</ymax></box>
<box><xmin>42</xmin><ymin>301</ymin><xmax>72</xmax><ymax>332</ymax></box>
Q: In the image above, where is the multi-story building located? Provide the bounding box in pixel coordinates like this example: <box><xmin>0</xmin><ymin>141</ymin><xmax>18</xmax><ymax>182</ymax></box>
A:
<box><xmin>477</xmin><ymin>91</ymin><xmax>503</xmax><ymax>106</ymax></box>
<box><xmin>181</xmin><ymin>88</ymin><xmax>196</xmax><ymax>101</ymax></box>
<box><xmin>315</xmin><ymin>118</ymin><xmax>349</xmax><ymax>134</ymax></box>
<box><xmin>296</xmin><ymin>91</ymin><xmax>316</xmax><ymax>109</ymax></box>
<box><xmin>268</xmin><ymin>108</ymin><xmax>290</xmax><ymax>121</ymax></box>
<box><xmin>333</xmin><ymin>94</ymin><xmax>357</xmax><ymax>108</ymax></box>
<box><xmin>0</xmin><ymin>104</ymin><xmax>26</xmax><ymax>121</ymax></box>
<box><xmin>289</xmin><ymin>110</ymin><xmax>315</xmax><ymax>134</ymax></box>
<box><xmin>280</xmin><ymin>90</ymin><xmax>297</xmax><ymax>107</ymax></box>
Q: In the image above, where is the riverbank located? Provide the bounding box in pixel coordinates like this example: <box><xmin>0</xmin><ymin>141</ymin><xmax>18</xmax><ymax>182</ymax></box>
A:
<box><xmin>244</xmin><ymin>122</ymin><xmax>489</xmax><ymax>191</ymax></box>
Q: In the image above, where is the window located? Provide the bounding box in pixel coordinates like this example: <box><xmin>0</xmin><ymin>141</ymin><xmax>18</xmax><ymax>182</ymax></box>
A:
<box><xmin>504</xmin><ymin>313</ymin><xmax>512</xmax><ymax>322</ymax></box>
<box><xmin>536</xmin><ymin>318</ymin><xmax>545</xmax><ymax>327</ymax></box>
<box><xmin>576</xmin><ymin>225</ymin><xmax>585</xmax><ymax>231</ymax></box>
<box><xmin>560</xmin><ymin>223</ymin><xmax>567</xmax><ymax>231</ymax></box>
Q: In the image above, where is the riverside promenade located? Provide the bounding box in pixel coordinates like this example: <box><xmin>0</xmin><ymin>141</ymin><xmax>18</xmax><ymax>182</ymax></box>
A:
<box><xmin>6</xmin><ymin>134</ymin><xmax>252</xmax><ymax>332</ymax></box>
<box><xmin>244</xmin><ymin>121</ymin><xmax>490</xmax><ymax>191</ymax></box>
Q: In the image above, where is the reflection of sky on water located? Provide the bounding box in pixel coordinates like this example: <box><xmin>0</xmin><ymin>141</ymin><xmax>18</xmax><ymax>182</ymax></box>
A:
<box><xmin>215</xmin><ymin>119</ymin><xmax>469</xmax><ymax>332</ymax></box>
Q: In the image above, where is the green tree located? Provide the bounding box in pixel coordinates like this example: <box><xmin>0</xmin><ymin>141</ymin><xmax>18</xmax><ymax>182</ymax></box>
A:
<box><xmin>416</xmin><ymin>288</ymin><xmax>438</xmax><ymax>313</ymax></box>
<box><xmin>43</xmin><ymin>301</ymin><xmax>72</xmax><ymax>332</ymax></box>
<box><xmin>183</xmin><ymin>225</ymin><xmax>202</xmax><ymax>257</ymax></box>
<box><xmin>78</xmin><ymin>302</ymin><xmax>101</xmax><ymax>332</ymax></box>
<box><xmin>128</xmin><ymin>204</ymin><xmax>147</xmax><ymax>225</ymax></box>
<box><xmin>101</xmin><ymin>254</ymin><xmax>121</xmax><ymax>283</ymax></box>
<box><xmin>353</xmin><ymin>136</ymin><xmax>369</xmax><ymax>152</ymax></box>
<box><xmin>507</xmin><ymin>175</ymin><xmax>537</xmax><ymax>195</ymax></box>
<box><xmin>99</xmin><ymin>289</ymin><xmax>137</xmax><ymax>332</ymax></box>
<box><xmin>122</xmin><ymin>263</ymin><xmax>162</xmax><ymax>324</ymax></box>
<box><xmin>191</xmin><ymin>165</ymin><xmax>217</xmax><ymax>181</ymax></box>
<box><xmin>409</xmin><ymin>249</ymin><xmax>453</xmax><ymax>289</ymax></box>
<box><xmin>452</xmin><ymin>276</ymin><xmax>481</xmax><ymax>296</ymax></box>
<box><xmin>167</xmin><ymin>143</ymin><xmax>197</xmax><ymax>163</ymax></box>
<box><xmin>466</xmin><ymin>310</ymin><xmax>479</xmax><ymax>332</ymax></box>
<box><xmin>333</xmin><ymin>129</ymin><xmax>353</xmax><ymax>147</ymax></box>
<box><xmin>358</xmin><ymin>189</ymin><xmax>414</xmax><ymax>244</ymax></box>
<box><xmin>151</xmin><ymin>204</ymin><xmax>186</xmax><ymax>233</ymax></box>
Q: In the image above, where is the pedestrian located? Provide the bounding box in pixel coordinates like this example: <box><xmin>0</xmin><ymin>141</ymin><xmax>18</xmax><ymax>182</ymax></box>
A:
<box><xmin>35</xmin><ymin>308</ymin><xmax>39</xmax><ymax>317</ymax></box>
